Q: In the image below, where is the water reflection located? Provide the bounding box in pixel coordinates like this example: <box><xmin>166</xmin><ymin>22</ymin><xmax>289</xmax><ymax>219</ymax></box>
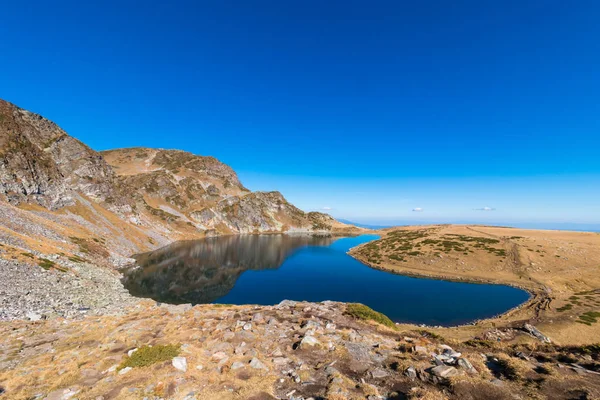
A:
<box><xmin>123</xmin><ymin>234</ymin><xmax>334</xmax><ymax>304</ymax></box>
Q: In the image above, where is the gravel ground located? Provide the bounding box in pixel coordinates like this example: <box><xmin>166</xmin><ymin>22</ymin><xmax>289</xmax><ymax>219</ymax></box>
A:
<box><xmin>0</xmin><ymin>258</ymin><xmax>139</xmax><ymax>321</ymax></box>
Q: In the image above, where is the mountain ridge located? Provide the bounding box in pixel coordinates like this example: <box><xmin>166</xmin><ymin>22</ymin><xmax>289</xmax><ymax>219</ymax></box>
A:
<box><xmin>0</xmin><ymin>99</ymin><xmax>357</xmax><ymax>268</ymax></box>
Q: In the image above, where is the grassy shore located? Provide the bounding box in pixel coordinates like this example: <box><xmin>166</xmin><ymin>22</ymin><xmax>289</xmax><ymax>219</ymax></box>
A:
<box><xmin>349</xmin><ymin>224</ymin><xmax>600</xmax><ymax>345</ymax></box>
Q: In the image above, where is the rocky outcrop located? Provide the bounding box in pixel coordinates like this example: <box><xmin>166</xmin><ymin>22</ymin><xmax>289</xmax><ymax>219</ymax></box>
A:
<box><xmin>204</xmin><ymin>191</ymin><xmax>337</xmax><ymax>234</ymax></box>
<box><xmin>103</xmin><ymin>147</ymin><xmax>348</xmax><ymax>235</ymax></box>
<box><xmin>0</xmin><ymin>100</ymin><xmax>117</xmax><ymax>209</ymax></box>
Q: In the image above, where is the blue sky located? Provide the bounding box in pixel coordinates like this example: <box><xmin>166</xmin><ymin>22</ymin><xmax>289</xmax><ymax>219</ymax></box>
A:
<box><xmin>1</xmin><ymin>1</ymin><xmax>599</xmax><ymax>226</ymax></box>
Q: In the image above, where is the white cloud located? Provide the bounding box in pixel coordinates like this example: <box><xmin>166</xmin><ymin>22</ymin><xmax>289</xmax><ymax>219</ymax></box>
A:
<box><xmin>322</xmin><ymin>206</ymin><xmax>332</xmax><ymax>211</ymax></box>
<box><xmin>475</xmin><ymin>207</ymin><xmax>496</xmax><ymax>211</ymax></box>
<box><xmin>412</xmin><ymin>207</ymin><xmax>424</xmax><ymax>212</ymax></box>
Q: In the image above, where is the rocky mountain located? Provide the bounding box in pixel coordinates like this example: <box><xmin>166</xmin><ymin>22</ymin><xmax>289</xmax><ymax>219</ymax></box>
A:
<box><xmin>0</xmin><ymin>99</ymin><xmax>117</xmax><ymax>209</ymax></box>
<box><xmin>102</xmin><ymin>147</ymin><xmax>345</xmax><ymax>235</ymax></box>
<box><xmin>0</xmin><ymin>99</ymin><xmax>354</xmax><ymax>269</ymax></box>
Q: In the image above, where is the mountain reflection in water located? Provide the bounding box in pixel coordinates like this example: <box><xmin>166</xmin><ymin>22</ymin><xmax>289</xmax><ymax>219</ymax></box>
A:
<box><xmin>123</xmin><ymin>234</ymin><xmax>334</xmax><ymax>304</ymax></box>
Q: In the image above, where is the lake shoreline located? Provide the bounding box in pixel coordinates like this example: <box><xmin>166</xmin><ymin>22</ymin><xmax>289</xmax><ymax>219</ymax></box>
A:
<box><xmin>347</xmin><ymin>225</ymin><xmax>600</xmax><ymax>345</ymax></box>
<box><xmin>346</xmin><ymin>244</ymin><xmax>539</xmax><ymax>330</ymax></box>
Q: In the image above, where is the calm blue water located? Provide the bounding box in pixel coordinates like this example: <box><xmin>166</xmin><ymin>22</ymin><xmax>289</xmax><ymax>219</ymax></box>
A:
<box><xmin>124</xmin><ymin>234</ymin><xmax>530</xmax><ymax>326</ymax></box>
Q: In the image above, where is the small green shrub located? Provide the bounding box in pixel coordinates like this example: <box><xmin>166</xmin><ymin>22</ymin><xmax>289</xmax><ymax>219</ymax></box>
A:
<box><xmin>556</xmin><ymin>304</ymin><xmax>573</xmax><ymax>312</ymax></box>
<box><xmin>345</xmin><ymin>303</ymin><xmax>397</xmax><ymax>330</ymax></box>
<box><xmin>38</xmin><ymin>258</ymin><xmax>55</xmax><ymax>270</ymax></box>
<box><xmin>118</xmin><ymin>344</ymin><xmax>180</xmax><ymax>370</ymax></box>
<box><xmin>68</xmin><ymin>255</ymin><xmax>88</xmax><ymax>263</ymax></box>
<box><xmin>577</xmin><ymin>311</ymin><xmax>600</xmax><ymax>325</ymax></box>
<box><xmin>416</xmin><ymin>329</ymin><xmax>445</xmax><ymax>341</ymax></box>
<box><xmin>464</xmin><ymin>339</ymin><xmax>495</xmax><ymax>349</ymax></box>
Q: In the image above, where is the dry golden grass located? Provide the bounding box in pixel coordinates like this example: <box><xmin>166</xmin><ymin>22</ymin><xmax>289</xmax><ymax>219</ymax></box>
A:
<box><xmin>351</xmin><ymin>225</ymin><xmax>600</xmax><ymax>345</ymax></box>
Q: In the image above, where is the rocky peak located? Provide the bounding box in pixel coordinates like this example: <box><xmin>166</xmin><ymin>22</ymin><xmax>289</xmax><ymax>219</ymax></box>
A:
<box><xmin>0</xmin><ymin>99</ymin><xmax>117</xmax><ymax>209</ymax></box>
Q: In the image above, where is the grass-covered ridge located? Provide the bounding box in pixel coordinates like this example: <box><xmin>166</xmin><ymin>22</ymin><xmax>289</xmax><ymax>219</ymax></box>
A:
<box><xmin>118</xmin><ymin>344</ymin><xmax>180</xmax><ymax>370</ymax></box>
<box><xmin>345</xmin><ymin>303</ymin><xmax>397</xmax><ymax>330</ymax></box>
<box><xmin>357</xmin><ymin>228</ymin><xmax>508</xmax><ymax>265</ymax></box>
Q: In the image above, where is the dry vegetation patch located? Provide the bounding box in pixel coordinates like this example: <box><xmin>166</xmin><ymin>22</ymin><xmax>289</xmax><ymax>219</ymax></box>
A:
<box><xmin>345</xmin><ymin>303</ymin><xmax>397</xmax><ymax>330</ymax></box>
<box><xmin>117</xmin><ymin>344</ymin><xmax>180</xmax><ymax>370</ymax></box>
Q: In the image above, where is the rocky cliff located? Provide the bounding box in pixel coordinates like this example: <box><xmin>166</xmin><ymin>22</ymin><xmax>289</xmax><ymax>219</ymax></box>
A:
<box><xmin>0</xmin><ymin>100</ymin><xmax>117</xmax><ymax>209</ymax></box>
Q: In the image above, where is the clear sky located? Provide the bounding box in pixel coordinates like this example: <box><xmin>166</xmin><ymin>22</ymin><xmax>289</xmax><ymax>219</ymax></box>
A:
<box><xmin>1</xmin><ymin>1</ymin><xmax>599</xmax><ymax>226</ymax></box>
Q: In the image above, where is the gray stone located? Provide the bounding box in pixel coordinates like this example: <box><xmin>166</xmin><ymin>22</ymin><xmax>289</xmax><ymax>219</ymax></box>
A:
<box><xmin>172</xmin><ymin>357</ymin><xmax>187</xmax><ymax>372</ymax></box>
<box><xmin>252</xmin><ymin>313</ymin><xmax>264</xmax><ymax>323</ymax></box>
<box><xmin>26</xmin><ymin>311</ymin><xmax>42</xmax><ymax>321</ymax></box>
<box><xmin>443</xmin><ymin>349</ymin><xmax>462</xmax><ymax>358</ymax></box>
<box><xmin>301</xmin><ymin>320</ymin><xmax>321</xmax><ymax>329</ymax></box>
<box><xmin>523</xmin><ymin>323</ymin><xmax>551</xmax><ymax>343</ymax></box>
<box><xmin>300</xmin><ymin>335</ymin><xmax>320</xmax><ymax>347</ymax></box>
<box><xmin>118</xmin><ymin>367</ymin><xmax>132</xmax><ymax>375</ymax></box>
<box><xmin>405</xmin><ymin>366</ymin><xmax>417</xmax><ymax>379</ymax></box>
<box><xmin>273</xmin><ymin>357</ymin><xmax>291</xmax><ymax>365</ymax></box>
<box><xmin>370</xmin><ymin>368</ymin><xmax>389</xmax><ymax>379</ymax></box>
<box><xmin>457</xmin><ymin>358</ymin><xmax>477</xmax><ymax>375</ymax></box>
<box><xmin>249</xmin><ymin>357</ymin><xmax>268</xmax><ymax>370</ymax></box>
<box><xmin>230</xmin><ymin>361</ymin><xmax>245</xmax><ymax>370</ymax></box>
<box><xmin>278</xmin><ymin>300</ymin><xmax>297</xmax><ymax>308</ymax></box>
<box><xmin>430</xmin><ymin>365</ymin><xmax>460</xmax><ymax>378</ymax></box>
<box><xmin>515</xmin><ymin>351</ymin><xmax>529</xmax><ymax>361</ymax></box>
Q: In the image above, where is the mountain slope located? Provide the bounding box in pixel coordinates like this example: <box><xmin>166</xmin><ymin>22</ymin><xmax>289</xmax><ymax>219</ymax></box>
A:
<box><xmin>0</xmin><ymin>99</ymin><xmax>117</xmax><ymax>209</ymax></box>
<box><xmin>0</xmin><ymin>99</ymin><xmax>354</xmax><ymax>269</ymax></box>
<box><xmin>102</xmin><ymin>147</ymin><xmax>348</xmax><ymax>235</ymax></box>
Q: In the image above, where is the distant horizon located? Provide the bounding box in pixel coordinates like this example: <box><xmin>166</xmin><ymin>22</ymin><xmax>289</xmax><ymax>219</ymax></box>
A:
<box><xmin>2</xmin><ymin>1</ymin><xmax>598</xmax><ymax>224</ymax></box>
<box><xmin>334</xmin><ymin>218</ymin><xmax>600</xmax><ymax>232</ymax></box>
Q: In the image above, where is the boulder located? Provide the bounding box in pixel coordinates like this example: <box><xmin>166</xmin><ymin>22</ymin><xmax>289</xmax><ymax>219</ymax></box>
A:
<box><xmin>523</xmin><ymin>324</ymin><xmax>551</xmax><ymax>343</ymax></box>
<box><xmin>301</xmin><ymin>320</ymin><xmax>321</xmax><ymax>329</ymax></box>
<box><xmin>230</xmin><ymin>361</ymin><xmax>245</xmax><ymax>370</ymax></box>
<box><xmin>370</xmin><ymin>368</ymin><xmax>390</xmax><ymax>379</ymax></box>
<box><xmin>26</xmin><ymin>311</ymin><xmax>42</xmax><ymax>321</ymax></box>
<box><xmin>249</xmin><ymin>357</ymin><xmax>268</xmax><ymax>370</ymax></box>
<box><xmin>172</xmin><ymin>357</ymin><xmax>187</xmax><ymax>372</ymax></box>
<box><xmin>515</xmin><ymin>351</ymin><xmax>529</xmax><ymax>361</ymax></box>
<box><xmin>300</xmin><ymin>335</ymin><xmax>320</xmax><ymax>348</ymax></box>
<box><xmin>457</xmin><ymin>358</ymin><xmax>478</xmax><ymax>375</ymax></box>
<box><xmin>430</xmin><ymin>365</ymin><xmax>460</xmax><ymax>378</ymax></box>
<box><xmin>252</xmin><ymin>313</ymin><xmax>264</xmax><ymax>323</ymax></box>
